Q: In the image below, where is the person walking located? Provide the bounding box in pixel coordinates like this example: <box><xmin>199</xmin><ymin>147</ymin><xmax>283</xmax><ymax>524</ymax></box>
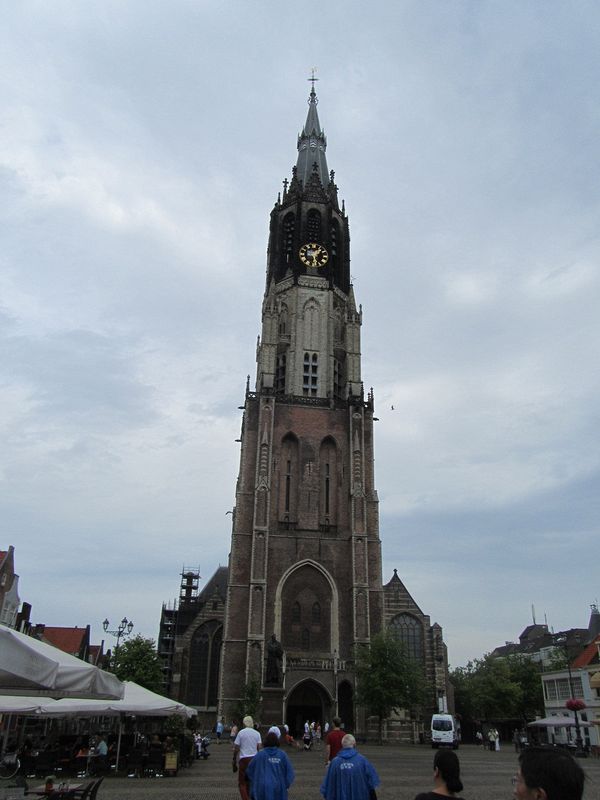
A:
<box><xmin>414</xmin><ymin>749</ymin><xmax>465</xmax><ymax>800</ymax></box>
<box><xmin>230</xmin><ymin>721</ymin><xmax>239</xmax><ymax>747</ymax></box>
<box><xmin>245</xmin><ymin>732</ymin><xmax>295</xmax><ymax>800</ymax></box>
<box><xmin>233</xmin><ymin>716</ymin><xmax>262</xmax><ymax>800</ymax></box>
<box><xmin>320</xmin><ymin>734</ymin><xmax>380</xmax><ymax>800</ymax></box>
<box><xmin>324</xmin><ymin>717</ymin><xmax>345</xmax><ymax>766</ymax></box>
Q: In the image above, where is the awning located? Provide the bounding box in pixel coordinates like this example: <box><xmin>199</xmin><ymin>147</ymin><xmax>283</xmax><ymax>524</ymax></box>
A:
<box><xmin>527</xmin><ymin>716</ymin><xmax>595</xmax><ymax>728</ymax></box>
<box><xmin>0</xmin><ymin>626</ymin><xmax>124</xmax><ymax>700</ymax></box>
<box><xmin>0</xmin><ymin>695</ymin><xmax>55</xmax><ymax>714</ymax></box>
<box><xmin>38</xmin><ymin>681</ymin><xmax>196</xmax><ymax>718</ymax></box>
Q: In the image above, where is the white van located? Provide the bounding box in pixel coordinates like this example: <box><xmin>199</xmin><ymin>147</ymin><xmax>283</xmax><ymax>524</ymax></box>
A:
<box><xmin>431</xmin><ymin>714</ymin><xmax>459</xmax><ymax>749</ymax></box>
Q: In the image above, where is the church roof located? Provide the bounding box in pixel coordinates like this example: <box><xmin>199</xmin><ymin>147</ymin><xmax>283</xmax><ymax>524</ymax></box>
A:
<box><xmin>198</xmin><ymin>565</ymin><xmax>228</xmax><ymax>603</ymax></box>
<box><xmin>295</xmin><ymin>87</ymin><xmax>329</xmax><ymax>189</ymax></box>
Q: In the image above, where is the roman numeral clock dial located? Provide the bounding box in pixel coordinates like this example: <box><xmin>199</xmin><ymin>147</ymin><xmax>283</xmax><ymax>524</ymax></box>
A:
<box><xmin>299</xmin><ymin>242</ymin><xmax>329</xmax><ymax>268</ymax></box>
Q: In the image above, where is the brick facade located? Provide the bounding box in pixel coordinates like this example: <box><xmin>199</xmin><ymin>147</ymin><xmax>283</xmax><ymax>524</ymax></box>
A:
<box><xmin>159</xmin><ymin>86</ymin><xmax>450</xmax><ymax>740</ymax></box>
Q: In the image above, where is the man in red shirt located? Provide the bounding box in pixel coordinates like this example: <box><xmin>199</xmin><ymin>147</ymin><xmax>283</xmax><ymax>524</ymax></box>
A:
<box><xmin>325</xmin><ymin>717</ymin><xmax>345</xmax><ymax>766</ymax></box>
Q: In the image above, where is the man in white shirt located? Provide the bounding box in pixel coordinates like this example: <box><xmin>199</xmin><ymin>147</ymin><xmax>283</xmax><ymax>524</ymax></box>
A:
<box><xmin>233</xmin><ymin>715</ymin><xmax>262</xmax><ymax>800</ymax></box>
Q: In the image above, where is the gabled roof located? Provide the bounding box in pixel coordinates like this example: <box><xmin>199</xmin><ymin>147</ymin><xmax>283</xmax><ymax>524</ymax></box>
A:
<box><xmin>198</xmin><ymin>566</ymin><xmax>228</xmax><ymax>603</ymax></box>
<box><xmin>42</xmin><ymin>626</ymin><xmax>87</xmax><ymax>655</ymax></box>
<box><xmin>571</xmin><ymin>635</ymin><xmax>600</xmax><ymax>669</ymax></box>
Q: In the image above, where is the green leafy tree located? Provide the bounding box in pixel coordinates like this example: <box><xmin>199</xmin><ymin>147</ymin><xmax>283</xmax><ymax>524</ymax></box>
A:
<box><xmin>234</xmin><ymin>678</ymin><xmax>262</xmax><ymax>722</ymax></box>
<box><xmin>506</xmin><ymin>655</ymin><xmax>544</xmax><ymax>721</ymax></box>
<box><xmin>110</xmin><ymin>635</ymin><xmax>164</xmax><ymax>693</ymax></box>
<box><xmin>451</xmin><ymin>653</ymin><xmax>544</xmax><ymax>725</ymax></box>
<box><xmin>354</xmin><ymin>629</ymin><xmax>425</xmax><ymax>743</ymax></box>
<box><xmin>450</xmin><ymin>663</ymin><xmax>477</xmax><ymax>721</ymax></box>
<box><xmin>545</xmin><ymin>648</ymin><xmax>569</xmax><ymax>671</ymax></box>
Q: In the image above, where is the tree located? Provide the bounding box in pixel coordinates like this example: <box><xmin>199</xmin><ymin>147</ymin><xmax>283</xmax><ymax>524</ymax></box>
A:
<box><xmin>451</xmin><ymin>653</ymin><xmax>544</xmax><ymax>725</ymax></box>
<box><xmin>233</xmin><ymin>678</ymin><xmax>262</xmax><ymax>722</ymax></box>
<box><xmin>354</xmin><ymin>629</ymin><xmax>425</xmax><ymax>742</ymax></box>
<box><xmin>506</xmin><ymin>655</ymin><xmax>544</xmax><ymax>721</ymax></box>
<box><xmin>110</xmin><ymin>635</ymin><xmax>164</xmax><ymax>693</ymax></box>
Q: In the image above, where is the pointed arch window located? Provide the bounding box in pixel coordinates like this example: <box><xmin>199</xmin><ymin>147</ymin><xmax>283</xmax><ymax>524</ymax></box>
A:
<box><xmin>188</xmin><ymin>621</ymin><xmax>223</xmax><ymax>707</ymax></box>
<box><xmin>282</xmin><ymin>213</ymin><xmax>295</xmax><ymax>264</ymax></box>
<box><xmin>303</xmin><ymin>352</ymin><xmax>318</xmax><ymax>396</ymax></box>
<box><xmin>330</xmin><ymin>220</ymin><xmax>339</xmax><ymax>259</ymax></box>
<box><xmin>334</xmin><ymin>358</ymin><xmax>344</xmax><ymax>400</ymax></box>
<box><xmin>279</xmin><ymin>434</ymin><xmax>299</xmax><ymax>523</ymax></box>
<box><xmin>312</xmin><ymin>602</ymin><xmax>321</xmax><ymax>625</ymax></box>
<box><xmin>320</xmin><ymin>437</ymin><xmax>338</xmax><ymax>525</ymax></box>
<box><xmin>292</xmin><ymin>602</ymin><xmax>301</xmax><ymax>624</ymax></box>
<box><xmin>276</xmin><ymin>353</ymin><xmax>286</xmax><ymax>394</ymax></box>
<box><xmin>390</xmin><ymin>613</ymin><xmax>424</xmax><ymax>664</ymax></box>
<box><xmin>278</xmin><ymin>306</ymin><xmax>289</xmax><ymax>335</ymax></box>
<box><xmin>301</xmin><ymin>629</ymin><xmax>310</xmax><ymax>651</ymax></box>
<box><xmin>285</xmin><ymin>458</ymin><xmax>292</xmax><ymax>513</ymax></box>
<box><xmin>307</xmin><ymin>209</ymin><xmax>321</xmax><ymax>242</ymax></box>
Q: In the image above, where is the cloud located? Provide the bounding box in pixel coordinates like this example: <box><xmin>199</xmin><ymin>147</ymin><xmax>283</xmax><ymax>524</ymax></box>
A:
<box><xmin>1</xmin><ymin>1</ymin><xmax>599</xmax><ymax>668</ymax></box>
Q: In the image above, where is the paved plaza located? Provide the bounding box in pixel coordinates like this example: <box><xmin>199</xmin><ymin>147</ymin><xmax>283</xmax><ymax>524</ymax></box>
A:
<box><xmin>101</xmin><ymin>741</ymin><xmax>600</xmax><ymax>800</ymax></box>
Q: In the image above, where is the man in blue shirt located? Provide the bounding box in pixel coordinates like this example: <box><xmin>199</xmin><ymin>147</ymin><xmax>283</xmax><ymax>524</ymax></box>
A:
<box><xmin>320</xmin><ymin>734</ymin><xmax>380</xmax><ymax>800</ymax></box>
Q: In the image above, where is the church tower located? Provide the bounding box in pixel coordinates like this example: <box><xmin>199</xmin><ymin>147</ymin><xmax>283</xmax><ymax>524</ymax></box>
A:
<box><xmin>219</xmin><ymin>83</ymin><xmax>383</xmax><ymax>731</ymax></box>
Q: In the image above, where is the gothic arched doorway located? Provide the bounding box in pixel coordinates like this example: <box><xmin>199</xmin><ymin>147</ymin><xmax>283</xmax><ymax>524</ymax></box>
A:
<box><xmin>338</xmin><ymin>680</ymin><xmax>354</xmax><ymax>731</ymax></box>
<box><xmin>285</xmin><ymin>679</ymin><xmax>332</xmax><ymax>738</ymax></box>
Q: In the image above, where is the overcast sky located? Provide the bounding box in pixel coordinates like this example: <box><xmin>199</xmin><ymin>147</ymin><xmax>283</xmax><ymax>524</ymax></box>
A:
<box><xmin>2</xmin><ymin>1</ymin><xmax>599</xmax><ymax>669</ymax></box>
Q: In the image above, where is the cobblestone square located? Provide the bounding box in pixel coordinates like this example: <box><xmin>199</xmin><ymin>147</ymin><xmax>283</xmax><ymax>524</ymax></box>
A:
<box><xmin>101</xmin><ymin>742</ymin><xmax>600</xmax><ymax>800</ymax></box>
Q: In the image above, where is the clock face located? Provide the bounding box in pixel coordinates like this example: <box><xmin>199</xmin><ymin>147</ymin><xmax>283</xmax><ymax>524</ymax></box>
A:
<box><xmin>299</xmin><ymin>242</ymin><xmax>329</xmax><ymax>268</ymax></box>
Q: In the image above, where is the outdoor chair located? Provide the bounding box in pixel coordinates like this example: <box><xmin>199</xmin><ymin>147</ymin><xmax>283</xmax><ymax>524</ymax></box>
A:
<box><xmin>125</xmin><ymin>749</ymin><xmax>145</xmax><ymax>778</ymax></box>
<box><xmin>70</xmin><ymin>779</ymin><xmax>95</xmax><ymax>800</ymax></box>
<box><xmin>88</xmin><ymin>777</ymin><xmax>103</xmax><ymax>800</ymax></box>
<box><xmin>34</xmin><ymin>751</ymin><xmax>58</xmax><ymax>776</ymax></box>
<box><xmin>144</xmin><ymin>749</ymin><xmax>164</xmax><ymax>778</ymax></box>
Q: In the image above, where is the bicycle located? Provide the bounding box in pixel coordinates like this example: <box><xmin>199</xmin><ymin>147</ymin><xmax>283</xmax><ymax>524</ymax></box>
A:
<box><xmin>0</xmin><ymin>751</ymin><xmax>20</xmax><ymax>780</ymax></box>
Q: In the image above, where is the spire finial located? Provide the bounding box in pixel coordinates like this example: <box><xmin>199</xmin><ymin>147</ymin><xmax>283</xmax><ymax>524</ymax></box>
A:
<box><xmin>308</xmin><ymin>67</ymin><xmax>319</xmax><ymax>101</ymax></box>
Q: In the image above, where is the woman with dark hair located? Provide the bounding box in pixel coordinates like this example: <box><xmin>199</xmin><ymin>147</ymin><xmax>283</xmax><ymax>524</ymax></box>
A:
<box><xmin>514</xmin><ymin>747</ymin><xmax>584</xmax><ymax>800</ymax></box>
<box><xmin>245</xmin><ymin>732</ymin><xmax>295</xmax><ymax>800</ymax></box>
<box><xmin>414</xmin><ymin>749</ymin><xmax>465</xmax><ymax>800</ymax></box>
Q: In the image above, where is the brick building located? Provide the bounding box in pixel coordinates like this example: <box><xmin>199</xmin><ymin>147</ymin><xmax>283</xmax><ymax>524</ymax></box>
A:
<box><xmin>159</xmin><ymin>84</ymin><xmax>450</xmax><ymax>739</ymax></box>
<box><xmin>0</xmin><ymin>546</ymin><xmax>20</xmax><ymax>628</ymax></box>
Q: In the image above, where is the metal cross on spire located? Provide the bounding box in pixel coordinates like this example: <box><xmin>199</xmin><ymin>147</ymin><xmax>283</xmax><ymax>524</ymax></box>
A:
<box><xmin>308</xmin><ymin>67</ymin><xmax>319</xmax><ymax>100</ymax></box>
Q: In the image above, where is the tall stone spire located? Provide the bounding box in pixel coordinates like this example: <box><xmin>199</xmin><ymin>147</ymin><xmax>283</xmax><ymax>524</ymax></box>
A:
<box><xmin>296</xmin><ymin>84</ymin><xmax>329</xmax><ymax>187</ymax></box>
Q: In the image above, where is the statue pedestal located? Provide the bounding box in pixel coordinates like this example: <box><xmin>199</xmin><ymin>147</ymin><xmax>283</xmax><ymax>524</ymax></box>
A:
<box><xmin>261</xmin><ymin>685</ymin><xmax>285</xmax><ymax>724</ymax></box>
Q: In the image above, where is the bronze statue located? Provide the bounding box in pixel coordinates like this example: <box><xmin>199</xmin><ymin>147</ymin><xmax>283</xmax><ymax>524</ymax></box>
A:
<box><xmin>266</xmin><ymin>633</ymin><xmax>283</xmax><ymax>685</ymax></box>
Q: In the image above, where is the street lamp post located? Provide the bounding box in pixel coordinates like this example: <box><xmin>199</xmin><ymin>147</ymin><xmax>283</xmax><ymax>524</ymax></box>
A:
<box><xmin>102</xmin><ymin>617</ymin><xmax>133</xmax><ymax>776</ymax></box>
<box><xmin>553</xmin><ymin>635</ymin><xmax>586</xmax><ymax>757</ymax></box>
<box><xmin>103</xmin><ymin>617</ymin><xmax>134</xmax><ymax>655</ymax></box>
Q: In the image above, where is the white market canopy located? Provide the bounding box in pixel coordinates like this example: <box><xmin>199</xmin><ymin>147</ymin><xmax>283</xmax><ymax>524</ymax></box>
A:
<box><xmin>0</xmin><ymin>626</ymin><xmax>123</xmax><ymax>700</ymax></box>
<box><xmin>527</xmin><ymin>716</ymin><xmax>596</xmax><ymax>728</ymax></box>
<box><xmin>37</xmin><ymin>681</ymin><xmax>196</xmax><ymax>718</ymax></box>
<box><xmin>0</xmin><ymin>695</ymin><xmax>56</xmax><ymax>714</ymax></box>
